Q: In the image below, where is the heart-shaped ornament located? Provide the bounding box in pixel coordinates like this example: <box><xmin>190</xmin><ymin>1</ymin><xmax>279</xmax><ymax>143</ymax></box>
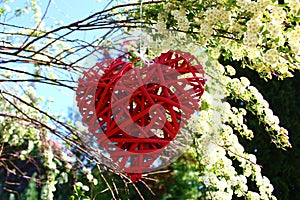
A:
<box><xmin>76</xmin><ymin>50</ymin><xmax>205</xmax><ymax>182</ymax></box>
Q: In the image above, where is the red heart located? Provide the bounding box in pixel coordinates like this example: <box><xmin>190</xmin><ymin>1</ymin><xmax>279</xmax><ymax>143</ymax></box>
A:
<box><xmin>76</xmin><ymin>50</ymin><xmax>205</xmax><ymax>182</ymax></box>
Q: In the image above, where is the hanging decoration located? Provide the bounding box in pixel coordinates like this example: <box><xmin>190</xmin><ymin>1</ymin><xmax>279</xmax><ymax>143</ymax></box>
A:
<box><xmin>76</xmin><ymin>50</ymin><xmax>205</xmax><ymax>182</ymax></box>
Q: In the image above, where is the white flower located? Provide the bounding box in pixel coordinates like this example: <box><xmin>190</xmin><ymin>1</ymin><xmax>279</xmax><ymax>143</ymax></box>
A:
<box><xmin>200</xmin><ymin>24</ymin><xmax>213</xmax><ymax>38</ymax></box>
<box><xmin>93</xmin><ymin>178</ymin><xmax>98</xmax><ymax>185</ymax></box>
<box><xmin>219</xmin><ymin>9</ymin><xmax>231</xmax><ymax>23</ymax></box>
<box><xmin>231</xmin><ymin>46</ymin><xmax>244</xmax><ymax>61</ymax></box>
<box><xmin>237</xmin><ymin>0</ymin><xmax>251</xmax><ymax>9</ymax></box>
<box><xmin>75</xmin><ymin>182</ymin><xmax>83</xmax><ymax>187</ymax></box>
<box><xmin>264</xmin><ymin>49</ymin><xmax>279</xmax><ymax>64</ymax></box>
<box><xmin>205</xmin><ymin>8</ymin><xmax>220</xmax><ymax>25</ymax></box>
<box><xmin>164</xmin><ymin>2</ymin><xmax>174</xmax><ymax>12</ymax></box>
<box><xmin>225</xmin><ymin>65</ymin><xmax>236</xmax><ymax>76</ymax></box>
<box><xmin>210</xmin><ymin>48</ymin><xmax>220</xmax><ymax>59</ymax></box>
<box><xmin>246</xmin><ymin>47</ymin><xmax>260</xmax><ymax>60</ymax></box>
<box><xmin>247</xmin><ymin>18</ymin><xmax>263</xmax><ymax>34</ymax></box>
<box><xmin>256</xmin><ymin>173</ymin><xmax>263</xmax><ymax>185</ymax></box>
<box><xmin>248</xmin><ymin>154</ymin><xmax>257</xmax><ymax>163</ymax></box>
<box><xmin>248</xmin><ymin>86</ymin><xmax>259</xmax><ymax>94</ymax></box>
<box><xmin>288</xmin><ymin>0</ymin><xmax>300</xmax><ymax>13</ymax></box>
<box><xmin>82</xmin><ymin>185</ymin><xmax>89</xmax><ymax>191</ymax></box>
<box><xmin>266</xmin><ymin>22</ymin><xmax>281</xmax><ymax>38</ymax></box>
<box><xmin>240</xmin><ymin>77</ymin><xmax>250</xmax><ymax>87</ymax></box>
<box><xmin>247</xmin><ymin>191</ymin><xmax>261</xmax><ymax>200</ymax></box>
<box><xmin>217</xmin><ymin>178</ymin><xmax>228</xmax><ymax>192</ymax></box>
<box><xmin>243</xmin><ymin>164</ymin><xmax>252</xmax><ymax>177</ymax></box>
<box><xmin>279</xmin><ymin>127</ymin><xmax>288</xmax><ymax>135</ymax></box>
<box><xmin>270</xmin><ymin>6</ymin><xmax>286</xmax><ymax>22</ymax></box>
<box><xmin>243</xmin><ymin>33</ymin><xmax>259</xmax><ymax>47</ymax></box>
<box><xmin>87</xmin><ymin>173</ymin><xmax>93</xmax><ymax>181</ymax></box>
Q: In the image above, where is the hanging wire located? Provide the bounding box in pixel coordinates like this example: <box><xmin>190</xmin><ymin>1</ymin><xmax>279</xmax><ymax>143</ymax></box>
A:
<box><xmin>139</xmin><ymin>0</ymin><xmax>144</xmax><ymax>56</ymax></box>
<box><xmin>137</xmin><ymin>0</ymin><xmax>153</xmax><ymax>65</ymax></box>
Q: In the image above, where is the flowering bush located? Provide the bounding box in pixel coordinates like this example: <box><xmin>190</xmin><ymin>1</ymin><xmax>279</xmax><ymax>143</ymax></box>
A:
<box><xmin>124</xmin><ymin>0</ymin><xmax>299</xmax><ymax>199</ymax></box>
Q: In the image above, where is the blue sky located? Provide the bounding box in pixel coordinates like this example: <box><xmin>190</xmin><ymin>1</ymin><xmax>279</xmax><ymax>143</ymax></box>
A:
<box><xmin>37</xmin><ymin>0</ymin><xmax>106</xmax><ymax>117</ymax></box>
<box><xmin>3</xmin><ymin>0</ymin><xmax>109</xmax><ymax>117</ymax></box>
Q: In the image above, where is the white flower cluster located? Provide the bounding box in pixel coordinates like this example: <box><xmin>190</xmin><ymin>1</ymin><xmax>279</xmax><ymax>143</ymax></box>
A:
<box><xmin>288</xmin><ymin>26</ymin><xmax>300</xmax><ymax>55</ymax></box>
<box><xmin>82</xmin><ymin>167</ymin><xmax>99</xmax><ymax>186</ymax></box>
<box><xmin>226</xmin><ymin>105</ymin><xmax>254</xmax><ymax>139</ymax></box>
<box><xmin>287</xmin><ymin>0</ymin><xmax>300</xmax><ymax>13</ymax></box>
<box><xmin>171</xmin><ymin>9</ymin><xmax>190</xmax><ymax>31</ymax></box>
<box><xmin>0</xmin><ymin>87</ymin><xmax>74</xmax><ymax>200</ymax></box>
<box><xmin>41</xmin><ymin>148</ymin><xmax>58</xmax><ymax>200</ymax></box>
<box><xmin>161</xmin><ymin>0</ymin><xmax>300</xmax><ymax>79</ymax></box>
<box><xmin>243</xmin><ymin>33</ymin><xmax>260</xmax><ymax>47</ymax></box>
<box><xmin>181</xmin><ymin>59</ymin><xmax>290</xmax><ymax>199</ymax></box>
<box><xmin>224</xmin><ymin>73</ymin><xmax>291</xmax><ymax>149</ymax></box>
<box><xmin>197</xmin><ymin>120</ymin><xmax>277</xmax><ymax>200</ymax></box>
<box><xmin>264</xmin><ymin>48</ymin><xmax>279</xmax><ymax>65</ymax></box>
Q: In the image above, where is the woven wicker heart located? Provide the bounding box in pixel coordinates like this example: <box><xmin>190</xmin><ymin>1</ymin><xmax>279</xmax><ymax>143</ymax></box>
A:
<box><xmin>76</xmin><ymin>50</ymin><xmax>205</xmax><ymax>182</ymax></box>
